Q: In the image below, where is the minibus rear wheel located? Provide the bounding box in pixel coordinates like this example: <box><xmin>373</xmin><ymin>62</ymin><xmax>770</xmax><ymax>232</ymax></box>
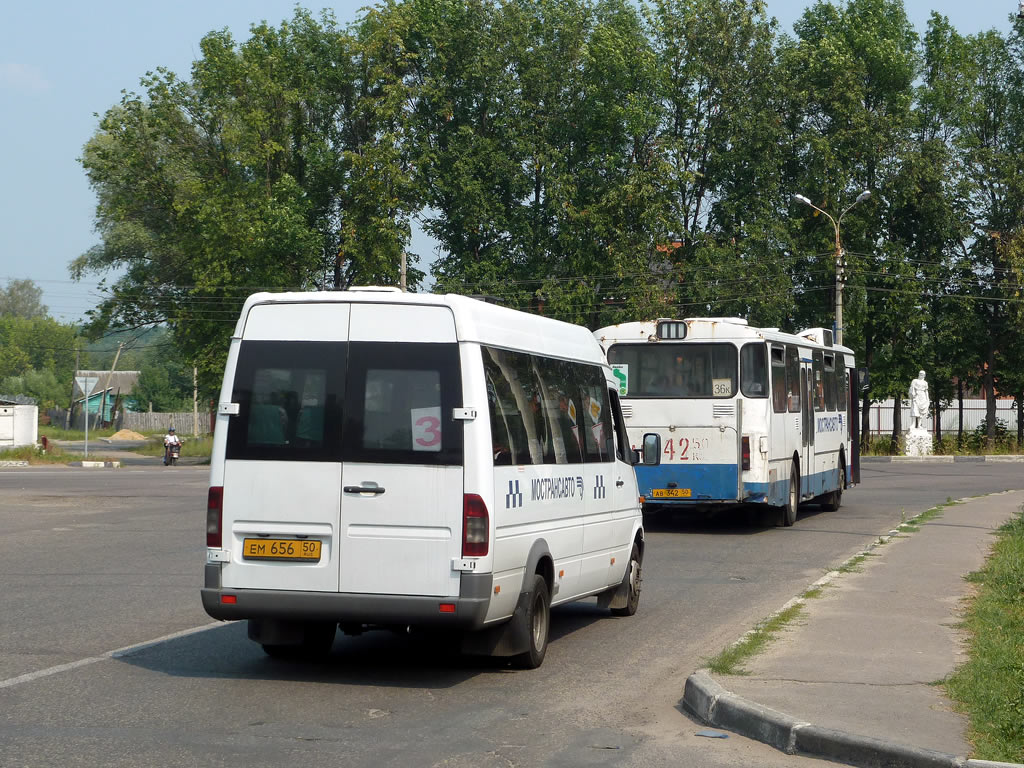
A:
<box><xmin>512</xmin><ymin>574</ymin><xmax>550</xmax><ymax>670</ymax></box>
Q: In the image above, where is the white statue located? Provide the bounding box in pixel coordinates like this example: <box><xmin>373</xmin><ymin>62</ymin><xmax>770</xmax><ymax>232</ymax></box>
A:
<box><xmin>908</xmin><ymin>370</ymin><xmax>929</xmax><ymax>429</ymax></box>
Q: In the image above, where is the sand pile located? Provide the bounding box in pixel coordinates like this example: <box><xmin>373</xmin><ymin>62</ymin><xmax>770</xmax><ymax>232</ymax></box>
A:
<box><xmin>109</xmin><ymin>429</ymin><xmax>147</xmax><ymax>441</ymax></box>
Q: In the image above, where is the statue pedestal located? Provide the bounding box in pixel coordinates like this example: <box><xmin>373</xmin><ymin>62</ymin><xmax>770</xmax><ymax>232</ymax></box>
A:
<box><xmin>905</xmin><ymin>426</ymin><xmax>932</xmax><ymax>457</ymax></box>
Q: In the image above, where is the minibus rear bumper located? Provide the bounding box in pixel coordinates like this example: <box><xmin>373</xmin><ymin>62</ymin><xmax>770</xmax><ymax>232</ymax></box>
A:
<box><xmin>201</xmin><ymin>570</ymin><xmax>492</xmax><ymax>629</ymax></box>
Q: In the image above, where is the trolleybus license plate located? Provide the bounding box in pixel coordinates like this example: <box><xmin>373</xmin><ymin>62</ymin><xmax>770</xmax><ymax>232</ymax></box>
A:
<box><xmin>242</xmin><ymin>538</ymin><xmax>321</xmax><ymax>561</ymax></box>
<box><xmin>651</xmin><ymin>489</ymin><xmax>691</xmax><ymax>498</ymax></box>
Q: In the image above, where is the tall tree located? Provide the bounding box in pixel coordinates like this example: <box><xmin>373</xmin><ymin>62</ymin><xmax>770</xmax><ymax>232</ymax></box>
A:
<box><xmin>647</xmin><ymin>0</ymin><xmax>789</xmax><ymax>325</ymax></box>
<box><xmin>74</xmin><ymin>9</ymin><xmax>418</xmax><ymax>390</ymax></box>
<box><xmin>781</xmin><ymin>0</ymin><xmax>919</xmax><ymax>448</ymax></box>
<box><xmin>0</xmin><ymin>279</ymin><xmax>48</xmax><ymax>319</ymax></box>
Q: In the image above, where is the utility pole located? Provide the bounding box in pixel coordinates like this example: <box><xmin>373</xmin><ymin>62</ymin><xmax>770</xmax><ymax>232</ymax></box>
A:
<box><xmin>792</xmin><ymin>191</ymin><xmax>871</xmax><ymax>347</ymax></box>
<box><xmin>833</xmin><ymin>227</ymin><xmax>846</xmax><ymax>349</ymax></box>
<box><xmin>400</xmin><ymin>251</ymin><xmax>407</xmax><ymax>292</ymax></box>
<box><xmin>95</xmin><ymin>342</ymin><xmax>124</xmax><ymax>430</ymax></box>
<box><xmin>193</xmin><ymin>366</ymin><xmax>199</xmax><ymax>437</ymax></box>
<box><xmin>65</xmin><ymin>343</ymin><xmax>80</xmax><ymax>430</ymax></box>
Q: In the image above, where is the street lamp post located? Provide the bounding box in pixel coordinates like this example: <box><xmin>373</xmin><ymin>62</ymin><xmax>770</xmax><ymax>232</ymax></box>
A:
<box><xmin>792</xmin><ymin>190</ymin><xmax>871</xmax><ymax>346</ymax></box>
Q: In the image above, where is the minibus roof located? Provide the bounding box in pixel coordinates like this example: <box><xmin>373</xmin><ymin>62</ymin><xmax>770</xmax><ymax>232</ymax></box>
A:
<box><xmin>236</xmin><ymin>289</ymin><xmax>608</xmax><ymax>366</ymax></box>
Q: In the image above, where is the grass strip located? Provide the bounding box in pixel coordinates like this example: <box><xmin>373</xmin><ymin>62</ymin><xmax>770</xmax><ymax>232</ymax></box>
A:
<box><xmin>706</xmin><ymin>602</ymin><xmax>804</xmax><ymax>676</ymax></box>
<box><xmin>0</xmin><ymin>444</ymin><xmax>71</xmax><ymax>465</ymax></box>
<box><xmin>944</xmin><ymin>506</ymin><xmax>1024</xmax><ymax>763</ymax></box>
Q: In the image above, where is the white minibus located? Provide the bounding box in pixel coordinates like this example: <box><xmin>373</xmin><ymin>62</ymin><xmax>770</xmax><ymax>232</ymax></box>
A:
<box><xmin>202</xmin><ymin>288</ymin><xmax>644</xmax><ymax>668</ymax></box>
<box><xmin>594</xmin><ymin>318</ymin><xmax>860</xmax><ymax>526</ymax></box>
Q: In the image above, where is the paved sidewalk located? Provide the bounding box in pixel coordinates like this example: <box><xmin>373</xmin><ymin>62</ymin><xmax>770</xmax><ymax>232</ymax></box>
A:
<box><xmin>684</xmin><ymin>490</ymin><xmax>1024</xmax><ymax>768</ymax></box>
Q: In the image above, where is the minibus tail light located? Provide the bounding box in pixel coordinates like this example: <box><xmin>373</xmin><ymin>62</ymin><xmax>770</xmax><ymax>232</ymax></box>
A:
<box><xmin>741</xmin><ymin>437</ymin><xmax>751</xmax><ymax>471</ymax></box>
<box><xmin>462</xmin><ymin>494</ymin><xmax>489</xmax><ymax>557</ymax></box>
<box><xmin>207</xmin><ymin>486</ymin><xmax>223</xmax><ymax>548</ymax></box>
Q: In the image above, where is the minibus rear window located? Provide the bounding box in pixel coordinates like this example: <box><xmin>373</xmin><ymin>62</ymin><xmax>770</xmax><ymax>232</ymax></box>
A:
<box><xmin>343</xmin><ymin>342</ymin><xmax>464</xmax><ymax>466</ymax></box>
<box><xmin>227</xmin><ymin>341</ymin><xmax>345</xmax><ymax>462</ymax></box>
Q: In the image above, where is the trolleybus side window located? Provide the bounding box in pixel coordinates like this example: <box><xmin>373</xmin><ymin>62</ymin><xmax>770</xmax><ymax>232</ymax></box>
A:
<box><xmin>740</xmin><ymin>343</ymin><xmax>768</xmax><ymax>398</ymax></box>
<box><xmin>823</xmin><ymin>353</ymin><xmax>837</xmax><ymax>412</ymax></box>
<box><xmin>812</xmin><ymin>351</ymin><xmax>826</xmax><ymax>412</ymax></box>
<box><xmin>785</xmin><ymin>345</ymin><xmax>801</xmax><ymax>413</ymax></box>
<box><xmin>771</xmin><ymin>346</ymin><xmax>787</xmax><ymax>413</ymax></box>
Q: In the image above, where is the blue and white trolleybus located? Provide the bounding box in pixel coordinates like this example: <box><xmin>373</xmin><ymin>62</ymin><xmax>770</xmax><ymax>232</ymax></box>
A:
<box><xmin>593</xmin><ymin>318</ymin><xmax>860</xmax><ymax>525</ymax></box>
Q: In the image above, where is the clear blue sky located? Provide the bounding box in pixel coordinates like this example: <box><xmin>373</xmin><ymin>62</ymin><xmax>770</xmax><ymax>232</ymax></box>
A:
<box><xmin>0</xmin><ymin>0</ymin><xmax>1017</xmax><ymax>323</ymax></box>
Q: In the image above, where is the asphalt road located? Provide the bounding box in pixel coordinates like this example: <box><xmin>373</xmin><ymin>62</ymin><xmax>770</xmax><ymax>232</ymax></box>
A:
<box><xmin>0</xmin><ymin>462</ymin><xmax>1019</xmax><ymax>767</ymax></box>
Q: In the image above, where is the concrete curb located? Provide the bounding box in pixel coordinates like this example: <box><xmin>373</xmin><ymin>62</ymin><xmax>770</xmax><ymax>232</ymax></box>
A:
<box><xmin>863</xmin><ymin>455</ymin><xmax>1024</xmax><ymax>463</ymax></box>
<box><xmin>0</xmin><ymin>460</ymin><xmax>29</xmax><ymax>467</ymax></box>
<box><xmin>70</xmin><ymin>460</ymin><xmax>121</xmax><ymax>468</ymax></box>
<box><xmin>683</xmin><ymin>670</ymin><xmax>1001</xmax><ymax>768</ymax></box>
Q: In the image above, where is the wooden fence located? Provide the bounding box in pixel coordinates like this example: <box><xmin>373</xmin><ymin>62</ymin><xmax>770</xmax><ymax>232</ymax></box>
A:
<box><xmin>47</xmin><ymin>408</ymin><xmax>211</xmax><ymax>435</ymax></box>
<box><xmin>122</xmin><ymin>411</ymin><xmax>211</xmax><ymax>435</ymax></box>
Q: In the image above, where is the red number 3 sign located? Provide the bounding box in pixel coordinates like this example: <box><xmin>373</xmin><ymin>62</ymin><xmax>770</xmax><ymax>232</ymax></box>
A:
<box><xmin>411</xmin><ymin>407</ymin><xmax>442</xmax><ymax>451</ymax></box>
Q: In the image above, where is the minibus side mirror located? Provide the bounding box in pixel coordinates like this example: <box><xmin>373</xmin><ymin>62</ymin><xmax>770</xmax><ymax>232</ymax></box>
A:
<box><xmin>642</xmin><ymin>433</ymin><xmax>661</xmax><ymax>465</ymax></box>
<box><xmin>629</xmin><ymin>448</ymin><xmax>641</xmax><ymax>465</ymax></box>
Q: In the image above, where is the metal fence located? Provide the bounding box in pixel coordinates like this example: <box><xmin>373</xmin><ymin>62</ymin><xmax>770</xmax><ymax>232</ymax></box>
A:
<box><xmin>864</xmin><ymin>398</ymin><xmax>1019</xmax><ymax>436</ymax></box>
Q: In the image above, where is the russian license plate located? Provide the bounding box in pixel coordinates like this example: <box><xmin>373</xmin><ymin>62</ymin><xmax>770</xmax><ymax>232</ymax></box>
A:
<box><xmin>651</xmin><ymin>488</ymin><xmax>692</xmax><ymax>498</ymax></box>
<box><xmin>242</xmin><ymin>538</ymin><xmax>322</xmax><ymax>561</ymax></box>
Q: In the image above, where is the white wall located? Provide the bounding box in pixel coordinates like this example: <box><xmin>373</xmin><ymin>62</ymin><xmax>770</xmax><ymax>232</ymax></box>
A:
<box><xmin>0</xmin><ymin>405</ymin><xmax>38</xmax><ymax>448</ymax></box>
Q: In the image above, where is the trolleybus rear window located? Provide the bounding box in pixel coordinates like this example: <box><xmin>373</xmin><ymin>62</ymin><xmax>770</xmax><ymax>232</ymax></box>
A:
<box><xmin>606</xmin><ymin>343</ymin><xmax>737</xmax><ymax>398</ymax></box>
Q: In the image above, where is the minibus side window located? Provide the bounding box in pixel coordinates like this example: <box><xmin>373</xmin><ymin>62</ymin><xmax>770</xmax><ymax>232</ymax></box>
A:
<box><xmin>577</xmin><ymin>365</ymin><xmax>615</xmax><ymax>462</ymax></box>
<box><xmin>534</xmin><ymin>356</ymin><xmax>584</xmax><ymax>465</ymax></box>
<box><xmin>484</xmin><ymin>351</ymin><xmax>530</xmax><ymax>466</ymax></box>
<box><xmin>483</xmin><ymin>348</ymin><xmax>585</xmax><ymax>466</ymax></box>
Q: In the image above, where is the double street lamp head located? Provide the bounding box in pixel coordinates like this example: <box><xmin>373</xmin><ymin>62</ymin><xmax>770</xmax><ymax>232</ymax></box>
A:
<box><xmin>791</xmin><ymin>190</ymin><xmax>871</xmax><ymax>208</ymax></box>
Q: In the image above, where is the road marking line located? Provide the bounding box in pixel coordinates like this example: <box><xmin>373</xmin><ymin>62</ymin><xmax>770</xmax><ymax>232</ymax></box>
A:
<box><xmin>0</xmin><ymin>621</ymin><xmax>225</xmax><ymax>690</ymax></box>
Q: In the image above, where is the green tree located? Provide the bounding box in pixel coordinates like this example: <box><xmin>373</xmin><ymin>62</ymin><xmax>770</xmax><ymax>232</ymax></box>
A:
<box><xmin>74</xmin><ymin>9</ymin><xmax>418</xmax><ymax>392</ymax></box>
<box><xmin>131</xmin><ymin>362</ymin><xmax>193</xmax><ymax>412</ymax></box>
<box><xmin>647</xmin><ymin>0</ymin><xmax>790</xmax><ymax>325</ymax></box>
<box><xmin>0</xmin><ymin>316</ymin><xmax>78</xmax><ymax>381</ymax></box>
<box><xmin>0</xmin><ymin>279</ymin><xmax>48</xmax><ymax>319</ymax></box>
<box><xmin>780</xmin><ymin>0</ymin><xmax>919</xmax><ymax>447</ymax></box>
<box><xmin>0</xmin><ymin>369</ymin><xmax>68</xmax><ymax>410</ymax></box>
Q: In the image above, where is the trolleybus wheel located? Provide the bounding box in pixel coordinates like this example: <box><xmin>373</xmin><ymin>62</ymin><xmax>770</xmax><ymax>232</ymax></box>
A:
<box><xmin>779</xmin><ymin>464</ymin><xmax>799</xmax><ymax>527</ymax></box>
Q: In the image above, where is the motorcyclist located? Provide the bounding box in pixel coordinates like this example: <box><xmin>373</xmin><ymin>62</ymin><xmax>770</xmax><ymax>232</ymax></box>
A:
<box><xmin>163</xmin><ymin>428</ymin><xmax>182</xmax><ymax>465</ymax></box>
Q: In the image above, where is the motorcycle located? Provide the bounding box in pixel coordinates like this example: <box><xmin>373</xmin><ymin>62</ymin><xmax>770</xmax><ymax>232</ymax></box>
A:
<box><xmin>164</xmin><ymin>441</ymin><xmax>182</xmax><ymax>466</ymax></box>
